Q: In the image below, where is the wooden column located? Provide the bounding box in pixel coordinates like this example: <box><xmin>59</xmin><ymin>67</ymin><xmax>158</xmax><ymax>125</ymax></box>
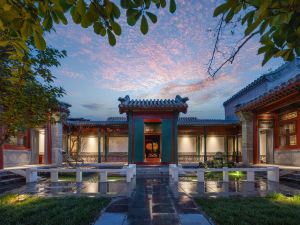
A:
<box><xmin>104</xmin><ymin>133</ymin><xmax>108</xmax><ymax>162</ymax></box>
<box><xmin>46</xmin><ymin>122</ymin><xmax>52</xmax><ymax>164</ymax></box>
<box><xmin>225</xmin><ymin>135</ymin><xmax>228</xmax><ymax>162</ymax></box>
<box><xmin>236</xmin><ymin>135</ymin><xmax>239</xmax><ymax>163</ymax></box>
<box><xmin>97</xmin><ymin>128</ymin><xmax>102</xmax><ymax>163</ymax></box>
<box><xmin>204</xmin><ymin>126</ymin><xmax>207</xmax><ymax>162</ymax></box>
<box><xmin>197</xmin><ymin>135</ymin><xmax>201</xmax><ymax>161</ymax></box>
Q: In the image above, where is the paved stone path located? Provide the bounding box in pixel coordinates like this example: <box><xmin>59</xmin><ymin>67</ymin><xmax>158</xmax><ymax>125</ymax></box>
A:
<box><xmin>95</xmin><ymin>177</ymin><xmax>212</xmax><ymax>225</ymax></box>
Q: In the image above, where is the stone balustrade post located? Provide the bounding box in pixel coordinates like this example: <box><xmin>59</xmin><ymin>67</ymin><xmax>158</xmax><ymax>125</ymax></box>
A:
<box><xmin>76</xmin><ymin>168</ymin><xmax>82</xmax><ymax>182</ymax></box>
<box><xmin>26</xmin><ymin>167</ymin><xmax>38</xmax><ymax>183</ymax></box>
<box><xmin>247</xmin><ymin>170</ymin><xmax>255</xmax><ymax>182</ymax></box>
<box><xmin>223</xmin><ymin>167</ymin><xmax>229</xmax><ymax>182</ymax></box>
<box><xmin>267</xmin><ymin>167</ymin><xmax>279</xmax><ymax>182</ymax></box>
<box><xmin>197</xmin><ymin>169</ymin><xmax>205</xmax><ymax>182</ymax></box>
<box><xmin>51</xmin><ymin>170</ymin><xmax>58</xmax><ymax>182</ymax></box>
<box><xmin>100</xmin><ymin>171</ymin><xmax>107</xmax><ymax>183</ymax></box>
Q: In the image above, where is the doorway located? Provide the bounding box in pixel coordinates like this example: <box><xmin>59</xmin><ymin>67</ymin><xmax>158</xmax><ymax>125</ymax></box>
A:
<box><xmin>258</xmin><ymin>129</ymin><xmax>274</xmax><ymax>164</ymax></box>
<box><xmin>144</xmin><ymin>135</ymin><xmax>161</xmax><ymax>163</ymax></box>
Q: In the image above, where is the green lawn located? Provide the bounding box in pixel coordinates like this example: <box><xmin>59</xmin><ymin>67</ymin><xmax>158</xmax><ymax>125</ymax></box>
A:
<box><xmin>0</xmin><ymin>194</ymin><xmax>109</xmax><ymax>225</ymax></box>
<box><xmin>196</xmin><ymin>193</ymin><xmax>300</xmax><ymax>225</ymax></box>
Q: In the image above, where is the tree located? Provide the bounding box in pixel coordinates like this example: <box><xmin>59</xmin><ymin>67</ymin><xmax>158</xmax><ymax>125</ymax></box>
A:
<box><xmin>0</xmin><ymin>40</ymin><xmax>65</xmax><ymax>147</ymax></box>
<box><xmin>209</xmin><ymin>0</ymin><xmax>300</xmax><ymax>76</ymax></box>
<box><xmin>0</xmin><ymin>0</ymin><xmax>177</xmax><ymax>59</ymax></box>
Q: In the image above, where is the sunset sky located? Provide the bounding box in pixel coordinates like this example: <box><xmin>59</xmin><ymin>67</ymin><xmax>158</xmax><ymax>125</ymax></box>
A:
<box><xmin>46</xmin><ymin>0</ymin><xmax>282</xmax><ymax>120</ymax></box>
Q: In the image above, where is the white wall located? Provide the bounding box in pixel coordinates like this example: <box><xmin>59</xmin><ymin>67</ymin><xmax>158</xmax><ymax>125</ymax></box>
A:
<box><xmin>81</xmin><ymin>136</ymin><xmax>99</xmax><ymax>153</ymax></box>
<box><xmin>259</xmin><ymin>131</ymin><xmax>267</xmax><ymax>155</ymax></box>
<box><xmin>38</xmin><ymin>131</ymin><xmax>45</xmax><ymax>155</ymax></box>
<box><xmin>202</xmin><ymin>136</ymin><xmax>225</xmax><ymax>153</ymax></box>
<box><xmin>178</xmin><ymin>136</ymin><xmax>196</xmax><ymax>153</ymax></box>
<box><xmin>109</xmin><ymin>137</ymin><xmax>128</xmax><ymax>152</ymax></box>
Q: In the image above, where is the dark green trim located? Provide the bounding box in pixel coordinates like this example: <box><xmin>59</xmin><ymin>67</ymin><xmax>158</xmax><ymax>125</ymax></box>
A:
<box><xmin>133</xmin><ymin>118</ymin><xmax>144</xmax><ymax>162</ymax></box>
<box><xmin>174</xmin><ymin>117</ymin><xmax>178</xmax><ymax>164</ymax></box>
<box><xmin>97</xmin><ymin>129</ymin><xmax>101</xmax><ymax>163</ymax></box>
<box><xmin>162</xmin><ymin>119</ymin><xmax>172</xmax><ymax>163</ymax></box>
<box><xmin>128</xmin><ymin>114</ymin><xmax>132</xmax><ymax>163</ymax></box>
<box><xmin>104</xmin><ymin>134</ymin><xmax>108</xmax><ymax>162</ymax></box>
<box><xmin>204</xmin><ymin>127</ymin><xmax>207</xmax><ymax>162</ymax></box>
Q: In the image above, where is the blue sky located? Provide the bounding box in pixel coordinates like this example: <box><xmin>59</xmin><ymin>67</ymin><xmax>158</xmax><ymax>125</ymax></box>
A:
<box><xmin>46</xmin><ymin>0</ymin><xmax>282</xmax><ymax>120</ymax></box>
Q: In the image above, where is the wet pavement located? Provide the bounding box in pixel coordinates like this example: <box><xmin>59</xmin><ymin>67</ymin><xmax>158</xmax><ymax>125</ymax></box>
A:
<box><xmin>2</xmin><ymin>174</ymin><xmax>300</xmax><ymax>225</ymax></box>
<box><xmin>95</xmin><ymin>177</ymin><xmax>212</xmax><ymax>225</ymax></box>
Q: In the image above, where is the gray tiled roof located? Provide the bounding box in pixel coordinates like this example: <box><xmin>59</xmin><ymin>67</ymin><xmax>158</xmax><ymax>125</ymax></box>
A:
<box><xmin>223</xmin><ymin>59</ymin><xmax>300</xmax><ymax>106</ymax></box>
<box><xmin>236</xmin><ymin>74</ymin><xmax>300</xmax><ymax>111</ymax></box>
<box><xmin>178</xmin><ymin>117</ymin><xmax>239</xmax><ymax>126</ymax></box>
<box><xmin>66</xmin><ymin>116</ymin><xmax>238</xmax><ymax>127</ymax></box>
<box><xmin>118</xmin><ymin>95</ymin><xmax>189</xmax><ymax>113</ymax></box>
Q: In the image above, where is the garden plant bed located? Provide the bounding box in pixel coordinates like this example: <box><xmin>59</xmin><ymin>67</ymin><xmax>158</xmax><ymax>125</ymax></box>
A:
<box><xmin>0</xmin><ymin>194</ymin><xmax>109</xmax><ymax>225</ymax></box>
<box><xmin>195</xmin><ymin>193</ymin><xmax>300</xmax><ymax>225</ymax></box>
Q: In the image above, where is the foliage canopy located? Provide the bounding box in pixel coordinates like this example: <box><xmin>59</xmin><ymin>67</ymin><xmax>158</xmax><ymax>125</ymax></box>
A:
<box><xmin>214</xmin><ymin>0</ymin><xmax>300</xmax><ymax>66</ymax></box>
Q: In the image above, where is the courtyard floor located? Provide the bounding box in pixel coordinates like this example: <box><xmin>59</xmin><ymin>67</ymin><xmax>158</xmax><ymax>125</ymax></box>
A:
<box><xmin>1</xmin><ymin>169</ymin><xmax>300</xmax><ymax>225</ymax></box>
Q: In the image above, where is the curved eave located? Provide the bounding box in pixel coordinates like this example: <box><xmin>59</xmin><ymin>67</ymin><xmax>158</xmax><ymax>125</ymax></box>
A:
<box><xmin>236</xmin><ymin>74</ymin><xmax>300</xmax><ymax>112</ymax></box>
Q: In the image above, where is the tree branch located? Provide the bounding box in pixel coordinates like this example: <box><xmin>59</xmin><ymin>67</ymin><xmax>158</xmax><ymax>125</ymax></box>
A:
<box><xmin>208</xmin><ymin>31</ymin><xmax>259</xmax><ymax>77</ymax></box>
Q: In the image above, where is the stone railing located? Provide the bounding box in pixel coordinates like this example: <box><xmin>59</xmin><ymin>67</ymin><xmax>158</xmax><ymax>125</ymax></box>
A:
<box><xmin>26</xmin><ymin>164</ymin><xmax>136</xmax><ymax>183</ymax></box>
<box><xmin>169</xmin><ymin>164</ymin><xmax>279</xmax><ymax>183</ymax></box>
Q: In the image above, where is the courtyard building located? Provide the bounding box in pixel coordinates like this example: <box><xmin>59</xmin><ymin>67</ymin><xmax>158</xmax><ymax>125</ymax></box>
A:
<box><xmin>1</xmin><ymin>59</ymin><xmax>300</xmax><ymax>168</ymax></box>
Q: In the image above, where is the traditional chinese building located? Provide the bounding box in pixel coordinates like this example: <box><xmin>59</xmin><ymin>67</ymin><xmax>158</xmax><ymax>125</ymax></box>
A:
<box><xmin>1</xmin><ymin>59</ymin><xmax>300</xmax><ymax>168</ymax></box>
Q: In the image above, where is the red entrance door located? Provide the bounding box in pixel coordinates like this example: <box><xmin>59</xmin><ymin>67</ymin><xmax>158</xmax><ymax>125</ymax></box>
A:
<box><xmin>144</xmin><ymin>135</ymin><xmax>161</xmax><ymax>163</ymax></box>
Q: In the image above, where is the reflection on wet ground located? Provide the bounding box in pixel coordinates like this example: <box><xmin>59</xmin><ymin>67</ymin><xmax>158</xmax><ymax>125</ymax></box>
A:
<box><xmin>178</xmin><ymin>179</ymin><xmax>300</xmax><ymax>197</ymax></box>
<box><xmin>4</xmin><ymin>175</ymin><xmax>300</xmax><ymax>198</ymax></box>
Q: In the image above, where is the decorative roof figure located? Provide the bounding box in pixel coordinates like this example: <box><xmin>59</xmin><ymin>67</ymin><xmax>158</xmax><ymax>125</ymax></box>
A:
<box><xmin>118</xmin><ymin>95</ymin><xmax>189</xmax><ymax>114</ymax></box>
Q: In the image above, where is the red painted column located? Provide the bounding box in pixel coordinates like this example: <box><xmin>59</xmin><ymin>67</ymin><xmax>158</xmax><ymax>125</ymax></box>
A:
<box><xmin>0</xmin><ymin>127</ymin><xmax>4</xmax><ymax>169</ymax></box>
<box><xmin>0</xmin><ymin>144</ymin><xmax>3</xmax><ymax>169</ymax></box>
<box><xmin>47</xmin><ymin>122</ymin><xmax>52</xmax><ymax>164</ymax></box>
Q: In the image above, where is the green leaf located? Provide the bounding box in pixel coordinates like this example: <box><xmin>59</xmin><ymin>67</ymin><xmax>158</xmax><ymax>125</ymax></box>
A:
<box><xmin>80</xmin><ymin>14</ymin><xmax>92</xmax><ymax>28</ymax></box>
<box><xmin>93</xmin><ymin>22</ymin><xmax>106</xmax><ymax>36</ymax></box>
<box><xmin>43</xmin><ymin>15</ymin><xmax>53</xmax><ymax>30</ymax></box>
<box><xmin>56</xmin><ymin>10</ymin><xmax>68</xmax><ymax>25</ymax></box>
<box><xmin>77</xmin><ymin>0</ymin><xmax>86</xmax><ymax>16</ymax></box>
<box><xmin>258</xmin><ymin>45</ymin><xmax>270</xmax><ymax>55</ymax></box>
<box><xmin>213</xmin><ymin>3</ymin><xmax>230</xmax><ymax>17</ymax></box>
<box><xmin>33</xmin><ymin>31</ymin><xmax>46</xmax><ymax>50</ymax></box>
<box><xmin>111</xmin><ymin>21</ymin><xmax>121</xmax><ymax>36</ymax></box>
<box><xmin>146</xmin><ymin>12</ymin><xmax>157</xmax><ymax>24</ymax></box>
<box><xmin>112</xmin><ymin>3</ymin><xmax>121</xmax><ymax>18</ymax></box>
<box><xmin>127</xmin><ymin>16</ymin><xmax>137</xmax><ymax>26</ymax></box>
<box><xmin>127</xmin><ymin>9</ymin><xmax>139</xmax><ymax>17</ymax></box>
<box><xmin>107</xmin><ymin>29</ymin><xmax>116</xmax><ymax>46</ymax></box>
<box><xmin>242</xmin><ymin>11</ymin><xmax>254</xmax><ymax>25</ymax></box>
<box><xmin>140</xmin><ymin>15</ymin><xmax>148</xmax><ymax>35</ymax></box>
<box><xmin>169</xmin><ymin>0</ymin><xmax>176</xmax><ymax>13</ymax></box>
<box><xmin>225</xmin><ymin>9</ymin><xmax>234</xmax><ymax>23</ymax></box>
<box><xmin>160</xmin><ymin>0</ymin><xmax>166</xmax><ymax>8</ymax></box>
<box><xmin>245</xmin><ymin>17</ymin><xmax>263</xmax><ymax>36</ymax></box>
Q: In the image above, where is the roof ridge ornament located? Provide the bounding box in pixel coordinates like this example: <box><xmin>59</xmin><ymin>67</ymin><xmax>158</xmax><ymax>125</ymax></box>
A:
<box><xmin>118</xmin><ymin>95</ymin><xmax>130</xmax><ymax>104</ymax></box>
<box><xmin>175</xmin><ymin>95</ymin><xmax>189</xmax><ymax>103</ymax></box>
